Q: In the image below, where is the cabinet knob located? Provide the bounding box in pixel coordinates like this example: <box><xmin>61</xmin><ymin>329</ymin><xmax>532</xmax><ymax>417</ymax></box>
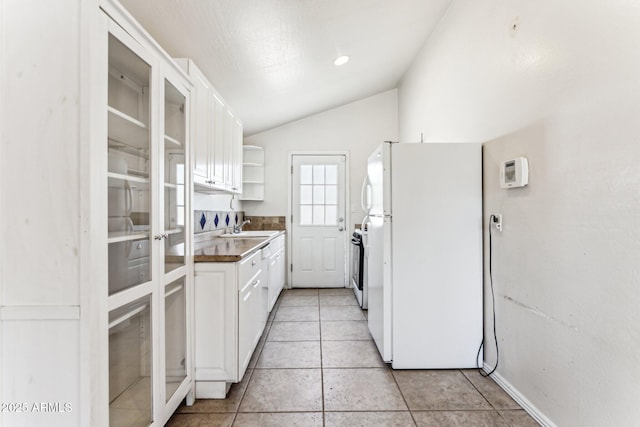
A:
<box><xmin>154</xmin><ymin>235</ymin><xmax>163</xmax><ymax>241</ymax></box>
<box><xmin>251</xmin><ymin>260</ymin><xmax>257</xmax><ymax>266</ymax></box>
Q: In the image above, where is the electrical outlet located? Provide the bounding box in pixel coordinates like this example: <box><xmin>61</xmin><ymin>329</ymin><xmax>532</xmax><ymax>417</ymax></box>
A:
<box><xmin>492</xmin><ymin>214</ymin><xmax>502</xmax><ymax>232</ymax></box>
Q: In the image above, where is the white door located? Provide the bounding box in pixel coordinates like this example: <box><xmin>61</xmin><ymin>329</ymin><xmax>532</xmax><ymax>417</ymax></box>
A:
<box><xmin>290</xmin><ymin>155</ymin><xmax>347</xmax><ymax>288</ymax></box>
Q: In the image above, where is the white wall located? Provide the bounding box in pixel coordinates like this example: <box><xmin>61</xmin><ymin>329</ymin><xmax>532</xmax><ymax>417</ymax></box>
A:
<box><xmin>1</xmin><ymin>1</ymin><xmax>84</xmax><ymax>426</ymax></box>
<box><xmin>398</xmin><ymin>1</ymin><xmax>640</xmax><ymax>426</ymax></box>
<box><xmin>244</xmin><ymin>89</ymin><xmax>398</xmax><ymax>226</ymax></box>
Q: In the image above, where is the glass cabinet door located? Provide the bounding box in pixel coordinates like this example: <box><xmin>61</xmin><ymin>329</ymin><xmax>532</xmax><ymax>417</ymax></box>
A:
<box><xmin>107</xmin><ymin>33</ymin><xmax>152</xmax><ymax>296</ymax></box>
<box><xmin>163</xmin><ymin>79</ymin><xmax>187</xmax><ymax>273</ymax></box>
<box><xmin>164</xmin><ymin>278</ymin><xmax>187</xmax><ymax>402</ymax></box>
<box><xmin>108</xmin><ymin>295</ymin><xmax>153</xmax><ymax>427</ymax></box>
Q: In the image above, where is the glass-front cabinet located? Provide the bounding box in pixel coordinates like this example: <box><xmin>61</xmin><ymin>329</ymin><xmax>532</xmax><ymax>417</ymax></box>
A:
<box><xmin>104</xmin><ymin>7</ymin><xmax>192</xmax><ymax>426</ymax></box>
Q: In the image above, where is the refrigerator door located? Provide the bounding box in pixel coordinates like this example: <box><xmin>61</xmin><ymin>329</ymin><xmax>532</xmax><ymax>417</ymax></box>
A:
<box><xmin>366</xmin><ymin>215</ymin><xmax>392</xmax><ymax>362</ymax></box>
<box><xmin>367</xmin><ymin>143</ymin><xmax>391</xmax><ymax>216</ymax></box>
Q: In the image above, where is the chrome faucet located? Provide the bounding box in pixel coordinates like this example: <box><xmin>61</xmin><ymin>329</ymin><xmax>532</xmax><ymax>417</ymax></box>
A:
<box><xmin>233</xmin><ymin>219</ymin><xmax>251</xmax><ymax>234</ymax></box>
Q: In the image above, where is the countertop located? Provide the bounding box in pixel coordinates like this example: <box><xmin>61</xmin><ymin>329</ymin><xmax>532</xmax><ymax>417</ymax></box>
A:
<box><xmin>193</xmin><ymin>231</ymin><xmax>285</xmax><ymax>262</ymax></box>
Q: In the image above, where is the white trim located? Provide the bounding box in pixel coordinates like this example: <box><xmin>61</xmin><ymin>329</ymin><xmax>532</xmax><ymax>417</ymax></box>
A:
<box><xmin>483</xmin><ymin>363</ymin><xmax>557</xmax><ymax>427</ymax></box>
<box><xmin>287</xmin><ymin>151</ymin><xmax>350</xmax><ymax>289</ymax></box>
<box><xmin>0</xmin><ymin>306</ymin><xmax>81</xmax><ymax>321</ymax></box>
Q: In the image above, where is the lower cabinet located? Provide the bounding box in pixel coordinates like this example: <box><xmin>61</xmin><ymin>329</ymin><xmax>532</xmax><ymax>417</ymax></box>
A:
<box><xmin>268</xmin><ymin>235</ymin><xmax>286</xmax><ymax>312</ymax></box>
<box><xmin>193</xmin><ymin>249</ymin><xmax>265</xmax><ymax>398</ymax></box>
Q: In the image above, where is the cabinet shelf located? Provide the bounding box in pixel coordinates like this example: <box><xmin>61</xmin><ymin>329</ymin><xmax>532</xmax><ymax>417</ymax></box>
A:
<box><xmin>108</xmin><ymin>231</ymin><xmax>149</xmax><ymax>244</ymax></box>
<box><xmin>164</xmin><ymin>134</ymin><xmax>183</xmax><ymax>148</ymax></box>
<box><xmin>108</xmin><ymin>106</ymin><xmax>149</xmax><ymax>149</ymax></box>
<box><xmin>242</xmin><ymin>163</ymin><xmax>263</xmax><ymax>167</ymax></box>
<box><xmin>108</xmin><ymin>172</ymin><xmax>150</xmax><ymax>185</ymax></box>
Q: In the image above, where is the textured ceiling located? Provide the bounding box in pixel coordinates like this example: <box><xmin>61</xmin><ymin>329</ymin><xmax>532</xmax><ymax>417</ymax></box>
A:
<box><xmin>119</xmin><ymin>0</ymin><xmax>453</xmax><ymax>135</ymax></box>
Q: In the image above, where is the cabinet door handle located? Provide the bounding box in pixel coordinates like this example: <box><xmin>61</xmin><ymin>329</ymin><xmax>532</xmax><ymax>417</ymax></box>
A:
<box><xmin>252</xmin><ymin>279</ymin><xmax>260</xmax><ymax>288</ymax></box>
<box><xmin>154</xmin><ymin>235</ymin><xmax>163</xmax><ymax>241</ymax></box>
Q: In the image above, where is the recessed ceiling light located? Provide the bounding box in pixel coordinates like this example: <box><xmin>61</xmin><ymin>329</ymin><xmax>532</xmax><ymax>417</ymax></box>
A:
<box><xmin>334</xmin><ymin>55</ymin><xmax>350</xmax><ymax>66</ymax></box>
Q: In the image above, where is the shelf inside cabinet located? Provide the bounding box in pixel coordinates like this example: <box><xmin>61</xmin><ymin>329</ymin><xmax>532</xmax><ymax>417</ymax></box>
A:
<box><xmin>108</xmin><ymin>106</ymin><xmax>149</xmax><ymax>149</ymax></box>
<box><xmin>108</xmin><ymin>172</ymin><xmax>150</xmax><ymax>186</ymax></box>
<box><xmin>108</xmin><ymin>231</ymin><xmax>149</xmax><ymax>244</ymax></box>
<box><xmin>242</xmin><ymin>163</ymin><xmax>263</xmax><ymax>167</ymax></box>
<box><xmin>164</xmin><ymin>134</ymin><xmax>183</xmax><ymax>148</ymax></box>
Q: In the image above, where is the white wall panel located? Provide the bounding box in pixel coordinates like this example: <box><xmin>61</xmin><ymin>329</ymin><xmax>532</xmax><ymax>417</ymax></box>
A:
<box><xmin>1</xmin><ymin>320</ymin><xmax>80</xmax><ymax>427</ymax></box>
<box><xmin>1</xmin><ymin>0</ymin><xmax>81</xmax><ymax>306</ymax></box>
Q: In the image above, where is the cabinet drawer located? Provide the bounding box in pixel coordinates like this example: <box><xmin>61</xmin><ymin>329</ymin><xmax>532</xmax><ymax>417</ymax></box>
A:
<box><xmin>239</xmin><ymin>249</ymin><xmax>262</xmax><ymax>286</ymax></box>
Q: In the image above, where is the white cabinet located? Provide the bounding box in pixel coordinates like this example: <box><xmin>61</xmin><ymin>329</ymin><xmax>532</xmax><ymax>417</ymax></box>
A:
<box><xmin>102</xmin><ymin>4</ymin><xmax>193</xmax><ymax>426</ymax></box>
<box><xmin>267</xmin><ymin>235</ymin><xmax>286</xmax><ymax>312</ymax></box>
<box><xmin>224</xmin><ymin>108</ymin><xmax>243</xmax><ymax>194</ymax></box>
<box><xmin>194</xmin><ymin>249</ymin><xmax>265</xmax><ymax>398</ymax></box>
<box><xmin>178</xmin><ymin>59</ymin><xmax>242</xmax><ymax>194</ymax></box>
<box><xmin>240</xmin><ymin>145</ymin><xmax>265</xmax><ymax>201</ymax></box>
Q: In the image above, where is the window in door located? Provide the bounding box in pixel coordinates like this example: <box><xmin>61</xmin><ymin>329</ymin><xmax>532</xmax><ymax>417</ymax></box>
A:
<box><xmin>299</xmin><ymin>164</ymin><xmax>338</xmax><ymax>226</ymax></box>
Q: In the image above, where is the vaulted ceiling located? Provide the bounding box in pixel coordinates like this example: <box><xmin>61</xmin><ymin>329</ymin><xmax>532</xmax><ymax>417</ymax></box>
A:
<box><xmin>119</xmin><ymin>0</ymin><xmax>453</xmax><ymax>135</ymax></box>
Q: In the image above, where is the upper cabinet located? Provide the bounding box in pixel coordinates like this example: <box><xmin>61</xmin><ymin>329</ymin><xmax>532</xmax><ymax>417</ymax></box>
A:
<box><xmin>177</xmin><ymin>59</ymin><xmax>243</xmax><ymax>195</ymax></box>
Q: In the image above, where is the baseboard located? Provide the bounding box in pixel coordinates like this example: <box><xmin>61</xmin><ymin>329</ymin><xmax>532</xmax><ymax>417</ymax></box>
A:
<box><xmin>483</xmin><ymin>363</ymin><xmax>557</xmax><ymax>427</ymax></box>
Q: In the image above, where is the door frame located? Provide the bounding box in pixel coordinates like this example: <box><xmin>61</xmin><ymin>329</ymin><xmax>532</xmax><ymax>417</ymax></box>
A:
<box><xmin>287</xmin><ymin>151</ymin><xmax>350</xmax><ymax>289</ymax></box>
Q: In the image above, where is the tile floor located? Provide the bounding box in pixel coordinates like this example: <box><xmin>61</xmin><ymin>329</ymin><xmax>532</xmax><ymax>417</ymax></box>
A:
<box><xmin>167</xmin><ymin>288</ymin><xmax>539</xmax><ymax>427</ymax></box>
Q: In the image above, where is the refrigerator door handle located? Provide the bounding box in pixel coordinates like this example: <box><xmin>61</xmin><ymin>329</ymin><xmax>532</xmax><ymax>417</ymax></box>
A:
<box><xmin>361</xmin><ymin>176</ymin><xmax>372</xmax><ymax>212</ymax></box>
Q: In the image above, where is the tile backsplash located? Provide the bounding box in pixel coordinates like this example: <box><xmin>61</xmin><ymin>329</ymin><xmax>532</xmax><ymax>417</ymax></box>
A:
<box><xmin>194</xmin><ymin>210</ymin><xmax>245</xmax><ymax>234</ymax></box>
<box><xmin>243</xmin><ymin>216</ymin><xmax>286</xmax><ymax>231</ymax></box>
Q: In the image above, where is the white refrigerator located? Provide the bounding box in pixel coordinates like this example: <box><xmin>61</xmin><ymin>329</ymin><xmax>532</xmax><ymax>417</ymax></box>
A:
<box><xmin>364</xmin><ymin>142</ymin><xmax>483</xmax><ymax>369</ymax></box>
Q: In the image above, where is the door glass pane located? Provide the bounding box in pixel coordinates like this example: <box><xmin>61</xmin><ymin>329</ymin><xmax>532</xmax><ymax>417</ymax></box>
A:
<box><xmin>325</xmin><ymin>165</ymin><xmax>337</xmax><ymax>185</ymax></box>
<box><xmin>300</xmin><ymin>165</ymin><xmax>313</xmax><ymax>184</ymax></box>
<box><xmin>325</xmin><ymin>185</ymin><xmax>337</xmax><ymax>205</ymax></box>
<box><xmin>165</xmin><ymin>278</ymin><xmax>187</xmax><ymax>402</ymax></box>
<box><xmin>300</xmin><ymin>185</ymin><xmax>312</xmax><ymax>204</ymax></box>
<box><xmin>164</xmin><ymin>79</ymin><xmax>186</xmax><ymax>273</ymax></box>
<box><xmin>109</xmin><ymin>295</ymin><xmax>153</xmax><ymax>427</ymax></box>
<box><xmin>313</xmin><ymin>185</ymin><xmax>325</xmax><ymax>204</ymax></box>
<box><xmin>313</xmin><ymin>165</ymin><xmax>325</xmax><ymax>184</ymax></box>
<box><xmin>107</xmin><ymin>34</ymin><xmax>151</xmax><ymax>296</ymax></box>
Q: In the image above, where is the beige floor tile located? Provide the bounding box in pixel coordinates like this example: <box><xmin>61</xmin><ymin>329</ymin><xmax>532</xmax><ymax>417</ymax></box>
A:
<box><xmin>256</xmin><ymin>341</ymin><xmax>321</xmax><ymax>368</ymax></box>
<box><xmin>178</xmin><ymin>370</ymin><xmax>252</xmax><ymax>414</ymax></box>
<box><xmin>320</xmin><ymin>305</ymin><xmax>365</xmax><ymax>321</ymax></box>
<box><xmin>284</xmin><ymin>288</ymin><xmax>319</xmax><ymax>296</ymax></box>
<box><xmin>267</xmin><ymin>321</ymin><xmax>320</xmax><ymax>341</ymax></box>
<box><xmin>239</xmin><ymin>369</ymin><xmax>322</xmax><ymax>412</ymax></box>
<box><xmin>324</xmin><ymin>411</ymin><xmax>416</xmax><ymax>426</ymax></box>
<box><xmin>274</xmin><ymin>305</ymin><xmax>319</xmax><ymax>321</ymax></box>
<box><xmin>498</xmin><ymin>410</ymin><xmax>540</xmax><ymax>427</ymax></box>
<box><xmin>320</xmin><ymin>294</ymin><xmax>359</xmax><ymax>306</ymax></box>
<box><xmin>413</xmin><ymin>410</ymin><xmax>509</xmax><ymax>427</ymax></box>
<box><xmin>321</xmin><ymin>320</ymin><xmax>372</xmax><ymax>341</ymax></box>
<box><xmin>321</xmin><ymin>340</ymin><xmax>386</xmax><ymax>368</ymax></box>
<box><xmin>461</xmin><ymin>370</ymin><xmax>521</xmax><ymax>410</ymax></box>
<box><xmin>394</xmin><ymin>370</ymin><xmax>492</xmax><ymax>411</ymax></box>
<box><xmin>323</xmin><ymin>368</ymin><xmax>407</xmax><ymax>411</ymax></box>
<box><xmin>318</xmin><ymin>288</ymin><xmax>353</xmax><ymax>296</ymax></box>
<box><xmin>278</xmin><ymin>294</ymin><xmax>319</xmax><ymax>307</ymax></box>
<box><xmin>233</xmin><ymin>412</ymin><xmax>323</xmax><ymax>427</ymax></box>
<box><xmin>165</xmin><ymin>413</ymin><xmax>235</xmax><ymax>427</ymax></box>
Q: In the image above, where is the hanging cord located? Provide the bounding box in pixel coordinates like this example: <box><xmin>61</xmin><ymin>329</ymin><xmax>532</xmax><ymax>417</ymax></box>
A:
<box><xmin>477</xmin><ymin>214</ymin><xmax>499</xmax><ymax>377</ymax></box>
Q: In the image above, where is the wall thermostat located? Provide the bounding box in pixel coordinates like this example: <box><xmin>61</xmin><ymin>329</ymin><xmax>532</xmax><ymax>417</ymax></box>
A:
<box><xmin>500</xmin><ymin>157</ymin><xmax>529</xmax><ymax>188</ymax></box>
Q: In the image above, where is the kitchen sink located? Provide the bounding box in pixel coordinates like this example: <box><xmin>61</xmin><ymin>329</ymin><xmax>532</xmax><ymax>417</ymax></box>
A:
<box><xmin>219</xmin><ymin>230</ymin><xmax>280</xmax><ymax>238</ymax></box>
